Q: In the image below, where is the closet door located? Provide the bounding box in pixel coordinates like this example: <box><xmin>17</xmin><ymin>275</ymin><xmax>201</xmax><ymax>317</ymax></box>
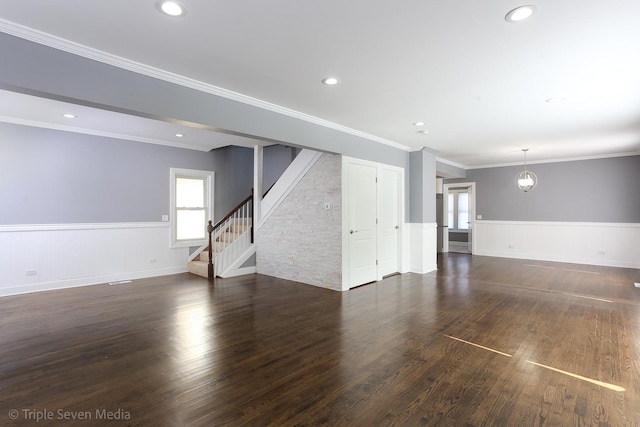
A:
<box><xmin>378</xmin><ymin>167</ymin><xmax>401</xmax><ymax>277</ymax></box>
<box><xmin>347</xmin><ymin>163</ymin><xmax>378</xmax><ymax>287</ymax></box>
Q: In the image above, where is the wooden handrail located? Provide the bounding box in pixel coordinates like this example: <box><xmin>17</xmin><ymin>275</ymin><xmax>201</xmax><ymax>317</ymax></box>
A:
<box><xmin>211</xmin><ymin>190</ymin><xmax>253</xmax><ymax>230</ymax></box>
<box><xmin>207</xmin><ymin>220</ymin><xmax>214</xmax><ymax>279</ymax></box>
<box><xmin>206</xmin><ymin>190</ymin><xmax>254</xmax><ymax>278</ymax></box>
<box><xmin>250</xmin><ymin>188</ymin><xmax>254</xmax><ymax>244</ymax></box>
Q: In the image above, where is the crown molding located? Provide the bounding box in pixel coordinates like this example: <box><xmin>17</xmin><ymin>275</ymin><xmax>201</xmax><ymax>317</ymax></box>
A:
<box><xmin>0</xmin><ymin>19</ymin><xmax>411</xmax><ymax>152</ymax></box>
<box><xmin>435</xmin><ymin>157</ymin><xmax>469</xmax><ymax>170</ymax></box>
<box><xmin>0</xmin><ymin>115</ymin><xmax>211</xmax><ymax>151</ymax></box>
<box><xmin>467</xmin><ymin>151</ymin><xmax>640</xmax><ymax>169</ymax></box>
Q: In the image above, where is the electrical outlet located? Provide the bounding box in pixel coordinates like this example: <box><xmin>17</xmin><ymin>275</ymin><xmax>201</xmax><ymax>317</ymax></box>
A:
<box><xmin>149</xmin><ymin>258</ymin><xmax>157</xmax><ymax>264</ymax></box>
<box><xmin>26</xmin><ymin>270</ymin><xmax>37</xmax><ymax>276</ymax></box>
<box><xmin>323</xmin><ymin>203</ymin><xmax>331</xmax><ymax>210</ymax></box>
<box><xmin>508</xmin><ymin>245</ymin><xmax>515</xmax><ymax>249</ymax></box>
<box><xmin>161</xmin><ymin>215</ymin><xmax>169</xmax><ymax>222</ymax></box>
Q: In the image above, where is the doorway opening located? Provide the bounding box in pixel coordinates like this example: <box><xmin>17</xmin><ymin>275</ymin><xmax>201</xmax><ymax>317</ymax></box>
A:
<box><xmin>442</xmin><ymin>182</ymin><xmax>476</xmax><ymax>255</ymax></box>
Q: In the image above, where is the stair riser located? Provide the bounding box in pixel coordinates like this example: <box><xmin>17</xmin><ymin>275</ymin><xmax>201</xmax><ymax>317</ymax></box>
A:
<box><xmin>187</xmin><ymin>261</ymin><xmax>209</xmax><ymax>278</ymax></box>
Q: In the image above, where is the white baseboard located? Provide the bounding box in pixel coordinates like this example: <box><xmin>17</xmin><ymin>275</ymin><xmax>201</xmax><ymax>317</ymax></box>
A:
<box><xmin>218</xmin><ymin>266</ymin><xmax>257</xmax><ymax>278</ymax></box>
<box><xmin>0</xmin><ymin>266</ymin><xmax>188</xmax><ymax>297</ymax></box>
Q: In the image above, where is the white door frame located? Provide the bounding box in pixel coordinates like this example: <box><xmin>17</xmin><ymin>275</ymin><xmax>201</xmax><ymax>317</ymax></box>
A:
<box><xmin>342</xmin><ymin>157</ymin><xmax>405</xmax><ymax>291</ymax></box>
<box><xmin>442</xmin><ymin>182</ymin><xmax>476</xmax><ymax>254</ymax></box>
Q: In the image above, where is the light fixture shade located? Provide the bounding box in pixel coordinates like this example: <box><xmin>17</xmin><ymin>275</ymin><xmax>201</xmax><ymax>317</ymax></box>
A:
<box><xmin>516</xmin><ymin>170</ymin><xmax>538</xmax><ymax>192</ymax></box>
<box><xmin>516</xmin><ymin>148</ymin><xmax>537</xmax><ymax>192</ymax></box>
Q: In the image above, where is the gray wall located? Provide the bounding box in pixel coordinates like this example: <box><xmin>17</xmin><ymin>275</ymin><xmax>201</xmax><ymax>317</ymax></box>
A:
<box><xmin>0</xmin><ymin>33</ymin><xmax>408</xmax><ymax>170</ymax></box>
<box><xmin>263</xmin><ymin>145</ymin><xmax>297</xmax><ymax>192</ymax></box>
<box><xmin>436</xmin><ymin>160</ymin><xmax>466</xmax><ymax>179</ymax></box>
<box><xmin>213</xmin><ymin>144</ymin><xmax>303</xmax><ymax>213</ymax></box>
<box><xmin>216</xmin><ymin>145</ymin><xmax>254</xmax><ymax>212</ymax></box>
<box><xmin>0</xmin><ymin>122</ymin><xmax>253</xmax><ymax>224</ymax></box>
<box><xmin>446</xmin><ymin>155</ymin><xmax>640</xmax><ymax>223</ymax></box>
<box><xmin>0</xmin><ymin>34</ymin><xmax>420</xmax><ymax>223</ymax></box>
<box><xmin>409</xmin><ymin>149</ymin><xmax>437</xmax><ymax>223</ymax></box>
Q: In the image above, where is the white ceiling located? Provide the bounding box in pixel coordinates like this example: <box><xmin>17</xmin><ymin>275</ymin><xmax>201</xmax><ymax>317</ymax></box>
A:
<box><xmin>1</xmin><ymin>0</ymin><xmax>639</xmax><ymax>167</ymax></box>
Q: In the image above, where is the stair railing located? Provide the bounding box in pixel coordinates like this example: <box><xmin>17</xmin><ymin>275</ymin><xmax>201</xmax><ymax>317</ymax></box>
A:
<box><xmin>206</xmin><ymin>190</ymin><xmax>253</xmax><ymax>278</ymax></box>
<box><xmin>207</xmin><ymin>220</ymin><xmax>214</xmax><ymax>278</ymax></box>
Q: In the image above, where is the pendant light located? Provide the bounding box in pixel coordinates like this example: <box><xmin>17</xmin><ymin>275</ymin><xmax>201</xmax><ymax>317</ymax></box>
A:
<box><xmin>516</xmin><ymin>149</ymin><xmax>537</xmax><ymax>192</ymax></box>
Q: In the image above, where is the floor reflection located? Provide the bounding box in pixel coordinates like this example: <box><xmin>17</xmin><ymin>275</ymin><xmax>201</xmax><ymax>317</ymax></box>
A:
<box><xmin>4</xmin><ymin>255</ymin><xmax>638</xmax><ymax>425</ymax></box>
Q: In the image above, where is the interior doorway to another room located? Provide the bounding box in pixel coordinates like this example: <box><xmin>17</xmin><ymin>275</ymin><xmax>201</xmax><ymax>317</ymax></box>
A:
<box><xmin>442</xmin><ymin>182</ymin><xmax>476</xmax><ymax>254</ymax></box>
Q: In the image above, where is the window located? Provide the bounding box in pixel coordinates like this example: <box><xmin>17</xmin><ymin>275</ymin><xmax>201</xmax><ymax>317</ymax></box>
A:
<box><xmin>170</xmin><ymin>168</ymin><xmax>214</xmax><ymax>247</ymax></box>
<box><xmin>457</xmin><ymin>192</ymin><xmax>469</xmax><ymax>230</ymax></box>
<box><xmin>447</xmin><ymin>190</ymin><xmax>469</xmax><ymax>230</ymax></box>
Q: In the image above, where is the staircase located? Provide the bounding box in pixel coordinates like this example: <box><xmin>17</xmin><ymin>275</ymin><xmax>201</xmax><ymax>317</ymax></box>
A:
<box><xmin>188</xmin><ymin>192</ymin><xmax>254</xmax><ymax>279</ymax></box>
<box><xmin>187</xmin><ymin>148</ymin><xmax>322</xmax><ymax>279</ymax></box>
<box><xmin>187</xmin><ymin>250</ymin><xmax>212</xmax><ymax>278</ymax></box>
<box><xmin>187</xmin><ymin>222</ymin><xmax>253</xmax><ymax>277</ymax></box>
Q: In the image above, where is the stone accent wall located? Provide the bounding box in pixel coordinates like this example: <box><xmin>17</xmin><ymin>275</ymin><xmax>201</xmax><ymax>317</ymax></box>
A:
<box><xmin>256</xmin><ymin>153</ymin><xmax>342</xmax><ymax>291</ymax></box>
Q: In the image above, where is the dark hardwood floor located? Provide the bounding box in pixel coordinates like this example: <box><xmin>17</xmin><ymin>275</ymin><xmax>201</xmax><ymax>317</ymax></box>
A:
<box><xmin>1</xmin><ymin>254</ymin><xmax>639</xmax><ymax>426</ymax></box>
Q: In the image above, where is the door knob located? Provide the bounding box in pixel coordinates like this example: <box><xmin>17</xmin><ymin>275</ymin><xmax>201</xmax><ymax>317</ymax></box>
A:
<box><xmin>395</xmin><ymin>225</ymin><xmax>399</xmax><ymax>229</ymax></box>
<box><xmin>350</xmin><ymin>230</ymin><xmax>358</xmax><ymax>234</ymax></box>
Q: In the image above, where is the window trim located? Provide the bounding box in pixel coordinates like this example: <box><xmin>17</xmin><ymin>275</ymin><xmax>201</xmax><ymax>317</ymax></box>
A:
<box><xmin>170</xmin><ymin>168</ymin><xmax>214</xmax><ymax>248</ymax></box>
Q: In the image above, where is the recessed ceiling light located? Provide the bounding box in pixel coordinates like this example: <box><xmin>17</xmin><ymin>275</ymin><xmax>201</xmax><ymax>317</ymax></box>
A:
<box><xmin>417</xmin><ymin>130</ymin><xmax>429</xmax><ymax>135</ymax></box>
<box><xmin>158</xmin><ymin>1</ymin><xmax>185</xmax><ymax>17</ymax></box>
<box><xmin>175</xmin><ymin>133</ymin><xmax>184</xmax><ymax>137</ymax></box>
<box><xmin>505</xmin><ymin>5</ymin><xmax>537</xmax><ymax>23</ymax></box>
<box><xmin>321</xmin><ymin>77</ymin><xmax>340</xmax><ymax>85</ymax></box>
<box><xmin>545</xmin><ymin>97</ymin><xmax>565</xmax><ymax>103</ymax></box>
<box><xmin>62</xmin><ymin>113</ymin><xmax>76</xmax><ymax>119</ymax></box>
<box><xmin>413</xmin><ymin>122</ymin><xmax>425</xmax><ymax>127</ymax></box>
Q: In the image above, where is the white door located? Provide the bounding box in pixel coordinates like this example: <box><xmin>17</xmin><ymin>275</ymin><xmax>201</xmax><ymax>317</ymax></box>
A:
<box><xmin>378</xmin><ymin>167</ymin><xmax>401</xmax><ymax>277</ymax></box>
<box><xmin>347</xmin><ymin>163</ymin><xmax>378</xmax><ymax>287</ymax></box>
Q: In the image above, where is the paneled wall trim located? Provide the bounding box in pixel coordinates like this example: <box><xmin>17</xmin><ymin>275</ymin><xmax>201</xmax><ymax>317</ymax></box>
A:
<box><xmin>408</xmin><ymin>223</ymin><xmax>438</xmax><ymax>274</ymax></box>
<box><xmin>474</xmin><ymin>220</ymin><xmax>640</xmax><ymax>269</ymax></box>
<box><xmin>0</xmin><ymin>222</ymin><xmax>188</xmax><ymax>297</ymax></box>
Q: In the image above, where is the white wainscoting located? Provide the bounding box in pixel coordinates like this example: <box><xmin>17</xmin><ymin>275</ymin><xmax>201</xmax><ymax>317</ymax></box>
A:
<box><xmin>408</xmin><ymin>223</ymin><xmax>438</xmax><ymax>274</ymax></box>
<box><xmin>474</xmin><ymin>220</ymin><xmax>640</xmax><ymax>269</ymax></box>
<box><xmin>0</xmin><ymin>223</ymin><xmax>189</xmax><ymax>297</ymax></box>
